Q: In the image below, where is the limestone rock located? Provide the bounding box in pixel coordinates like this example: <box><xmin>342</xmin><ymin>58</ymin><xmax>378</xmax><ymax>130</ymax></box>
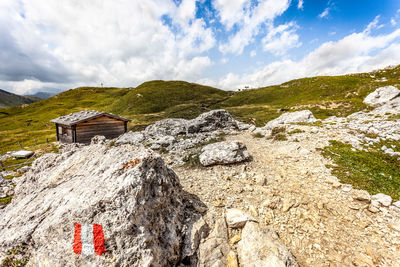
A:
<box><xmin>182</xmin><ymin>216</ymin><xmax>209</xmax><ymax>263</ymax></box>
<box><xmin>226</xmin><ymin>208</ymin><xmax>256</xmax><ymax>228</ymax></box>
<box><xmin>352</xmin><ymin>189</ymin><xmax>371</xmax><ymax>203</ymax></box>
<box><xmin>393</xmin><ymin>201</ymin><xmax>400</xmax><ymax>208</ymax></box>
<box><xmin>372</xmin><ymin>193</ymin><xmax>392</xmax><ymax>207</ymax></box>
<box><xmin>187</xmin><ymin>109</ymin><xmax>238</xmax><ymax>134</ymax></box>
<box><xmin>227</xmin><ymin>250</ymin><xmax>239</xmax><ymax>267</ymax></box>
<box><xmin>265</xmin><ymin>110</ymin><xmax>316</xmax><ymax>128</ymax></box>
<box><xmin>237</xmin><ymin>222</ymin><xmax>299</xmax><ymax>267</ymax></box>
<box><xmin>199</xmin><ymin>141</ymin><xmax>251</xmax><ymax>166</ymax></box>
<box><xmin>0</xmin><ymin>143</ymin><xmax>194</xmax><ymax>266</ymax></box>
<box><xmin>198</xmin><ymin>218</ymin><xmax>230</xmax><ymax>267</ymax></box>
<box><xmin>114</xmin><ymin>131</ymin><xmax>145</xmax><ymax>146</ymax></box>
<box><xmin>363</xmin><ymin>86</ymin><xmax>400</xmax><ymax>107</ymax></box>
<box><xmin>144</xmin><ymin>118</ymin><xmax>188</xmax><ymax>137</ymax></box>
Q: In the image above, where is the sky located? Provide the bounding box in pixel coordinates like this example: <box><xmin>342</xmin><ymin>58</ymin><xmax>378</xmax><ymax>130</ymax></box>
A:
<box><xmin>1</xmin><ymin>0</ymin><xmax>400</xmax><ymax>95</ymax></box>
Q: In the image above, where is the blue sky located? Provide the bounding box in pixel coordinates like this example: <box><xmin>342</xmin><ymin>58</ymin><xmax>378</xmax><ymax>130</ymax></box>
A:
<box><xmin>0</xmin><ymin>0</ymin><xmax>400</xmax><ymax>94</ymax></box>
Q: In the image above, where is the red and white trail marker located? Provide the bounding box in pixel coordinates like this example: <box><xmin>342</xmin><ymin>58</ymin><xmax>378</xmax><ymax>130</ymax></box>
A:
<box><xmin>73</xmin><ymin>223</ymin><xmax>106</xmax><ymax>256</ymax></box>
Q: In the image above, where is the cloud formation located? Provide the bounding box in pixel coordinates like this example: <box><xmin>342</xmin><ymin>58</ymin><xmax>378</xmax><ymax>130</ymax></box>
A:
<box><xmin>0</xmin><ymin>0</ymin><xmax>399</xmax><ymax>94</ymax></box>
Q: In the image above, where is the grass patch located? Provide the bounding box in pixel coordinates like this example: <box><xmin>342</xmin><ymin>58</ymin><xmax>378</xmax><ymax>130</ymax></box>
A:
<box><xmin>0</xmin><ymin>195</ymin><xmax>13</xmax><ymax>205</ymax></box>
<box><xmin>252</xmin><ymin>132</ymin><xmax>264</xmax><ymax>138</ymax></box>
<box><xmin>182</xmin><ymin>153</ymin><xmax>201</xmax><ymax>167</ymax></box>
<box><xmin>273</xmin><ymin>133</ymin><xmax>288</xmax><ymax>141</ymax></box>
<box><xmin>288</xmin><ymin>129</ymin><xmax>305</xmax><ymax>135</ymax></box>
<box><xmin>322</xmin><ymin>140</ymin><xmax>400</xmax><ymax>201</ymax></box>
<box><xmin>1</xmin><ymin>244</ymin><xmax>29</xmax><ymax>266</ymax></box>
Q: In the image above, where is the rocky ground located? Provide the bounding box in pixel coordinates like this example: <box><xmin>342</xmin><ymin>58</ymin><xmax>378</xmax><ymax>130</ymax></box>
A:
<box><xmin>1</xmin><ymin>86</ymin><xmax>400</xmax><ymax>266</ymax></box>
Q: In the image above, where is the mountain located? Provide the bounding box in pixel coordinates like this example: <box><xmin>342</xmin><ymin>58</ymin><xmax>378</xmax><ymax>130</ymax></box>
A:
<box><xmin>0</xmin><ymin>65</ymin><xmax>400</xmax><ymax>154</ymax></box>
<box><xmin>25</xmin><ymin>91</ymin><xmax>55</xmax><ymax>99</ymax></box>
<box><xmin>0</xmin><ymin>89</ymin><xmax>41</xmax><ymax>107</ymax></box>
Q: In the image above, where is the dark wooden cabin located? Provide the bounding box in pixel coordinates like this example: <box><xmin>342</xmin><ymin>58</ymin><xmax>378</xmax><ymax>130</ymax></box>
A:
<box><xmin>50</xmin><ymin>110</ymin><xmax>131</xmax><ymax>143</ymax></box>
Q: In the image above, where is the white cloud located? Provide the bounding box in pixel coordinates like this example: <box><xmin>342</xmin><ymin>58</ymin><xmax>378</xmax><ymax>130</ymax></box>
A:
<box><xmin>319</xmin><ymin>8</ymin><xmax>330</xmax><ymax>19</ymax></box>
<box><xmin>1</xmin><ymin>0</ymin><xmax>215</xmax><ymax>94</ymax></box>
<box><xmin>297</xmin><ymin>0</ymin><xmax>304</xmax><ymax>10</ymax></box>
<box><xmin>262</xmin><ymin>22</ymin><xmax>301</xmax><ymax>56</ymax></box>
<box><xmin>213</xmin><ymin>0</ymin><xmax>248</xmax><ymax>30</ymax></box>
<box><xmin>215</xmin><ymin>17</ymin><xmax>400</xmax><ymax>90</ymax></box>
<box><xmin>250</xmin><ymin>50</ymin><xmax>256</xmax><ymax>57</ymax></box>
<box><xmin>218</xmin><ymin>0</ymin><xmax>291</xmax><ymax>54</ymax></box>
<box><xmin>392</xmin><ymin>18</ymin><xmax>397</xmax><ymax>26</ymax></box>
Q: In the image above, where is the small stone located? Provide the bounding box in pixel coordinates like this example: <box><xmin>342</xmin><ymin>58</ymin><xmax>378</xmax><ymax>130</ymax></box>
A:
<box><xmin>227</xmin><ymin>250</ymin><xmax>239</xmax><ymax>267</ymax></box>
<box><xmin>226</xmin><ymin>208</ymin><xmax>256</xmax><ymax>228</ymax></box>
<box><xmin>229</xmin><ymin>235</ymin><xmax>241</xmax><ymax>244</ymax></box>
<box><xmin>352</xmin><ymin>189</ymin><xmax>371</xmax><ymax>203</ymax></box>
<box><xmin>255</xmin><ymin>175</ymin><xmax>267</xmax><ymax>186</ymax></box>
<box><xmin>368</xmin><ymin>205</ymin><xmax>380</xmax><ymax>213</ymax></box>
<box><xmin>389</xmin><ymin>222</ymin><xmax>400</xmax><ymax>232</ymax></box>
<box><xmin>393</xmin><ymin>200</ymin><xmax>400</xmax><ymax>208</ymax></box>
<box><xmin>264</xmin><ymin>210</ymin><xmax>274</xmax><ymax>224</ymax></box>
<box><xmin>282</xmin><ymin>198</ymin><xmax>294</xmax><ymax>212</ymax></box>
<box><xmin>249</xmin><ymin>205</ymin><xmax>258</xmax><ymax>217</ymax></box>
<box><xmin>371</xmin><ymin>193</ymin><xmax>392</xmax><ymax>207</ymax></box>
<box><xmin>352</xmin><ymin>253</ymin><xmax>374</xmax><ymax>267</ymax></box>
<box><xmin>214</xmin><ymin>201</ymin><xmax>225</xmax><ymax>207</ymax></box>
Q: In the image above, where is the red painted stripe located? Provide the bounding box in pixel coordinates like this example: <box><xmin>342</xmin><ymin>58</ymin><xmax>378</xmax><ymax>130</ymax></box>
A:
<box><xmin>73</xmin><ymin>223</ymin><xmax>82</xmax><ymax>254</ymax></box>
<box><xmin>93</xmin><ymin>224</ymin><xmax>106</xmax><ymax>255</ymax></box>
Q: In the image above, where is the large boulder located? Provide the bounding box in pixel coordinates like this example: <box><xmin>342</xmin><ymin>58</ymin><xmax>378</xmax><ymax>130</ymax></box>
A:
<box><xmin>187</xmin><ymin>110</ymin><xmax>238</xmax><ymax>134</ymax></box>
<box><xmin>144</xmin><ymin>118</ymin><xmax>188</xmax><ymax>137</ymax></box>
<box><xmin>266</xmin><ymin>110</ymin><xmax>316</xmax><ymax>128</ymax></box>
<box><xmin>237</xmin><ymin>222</ymin><xmax>298</xmax><ymax>267</ymax></box>
<box><xmin>364</xmin><ymin>86</ymin><xmax>400</xmax><ymax>107</ymax></box>
<box><xmin>0</xmin><ymin>143</ymin><xmax>192</xmax><ymax>266</ymax></box>
<box><xmin>253</xmin><ymin>110</ymin><xmax>316</xmax><ymax>136</ymax></box>
<box><xmin>199</xmin><ymin>141</ymin><xmax>251</xmax><ymax>166</ymax></box>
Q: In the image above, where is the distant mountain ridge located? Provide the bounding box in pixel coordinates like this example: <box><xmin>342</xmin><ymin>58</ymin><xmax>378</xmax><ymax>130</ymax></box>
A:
<box><xmin>0</xmin><ymin>89</ymin><xmax>41</xmax><ymax>107</ymax></box>
<box><xmin>25</xmin><ymin>91</ymin><xmax>55</xmax><ymax>99</ymax></box>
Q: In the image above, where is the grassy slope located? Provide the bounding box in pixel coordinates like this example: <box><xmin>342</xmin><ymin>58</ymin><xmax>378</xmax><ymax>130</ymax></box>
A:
<box><xmin>219</xmin><ymin>65</ymin><xmax>400</xmax><ymax>126</ymax></box>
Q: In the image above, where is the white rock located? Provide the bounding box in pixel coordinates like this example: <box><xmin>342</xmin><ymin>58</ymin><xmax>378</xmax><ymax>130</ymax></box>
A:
<box><xmin>266</xmin><ymin>110</ymin><xmax>316</xmax><ymax>128</ymax></box>
<box><xmin>372</xmin><ymin>193</ymin><xmax>392</xmax><ymax>207</ymax></box>
<box><xmin>199</xmin><ymin>141</ymin><xmax>251</xmax><ymax>166</ymax></box>
<box><xmin>364</xmin><ymin>86</ymin><xmax>400</xmax><ymax>107</ymax></box>
<box><xmin>226</xmin><ymin>208</ymin><xmax>255</xmax><ymax>228</ymax></box>
<box><xmin>393</xmin><ymin>201</ymin><xmax>400</xmax><ymax>208</ymax></box>
<box><xmin>0</xmin><ymin>143</ymin><xmax>194</xmax><ymax>266</ymax></box>
<box><xmin>237</xmin><ymin>222</ymin><xmax>298</xmax><ymax>267</ymax></box>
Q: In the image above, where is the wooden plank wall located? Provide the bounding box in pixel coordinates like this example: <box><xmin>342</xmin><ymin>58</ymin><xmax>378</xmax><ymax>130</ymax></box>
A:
<box><xmin>76</xmin><ymin>115</ymin><xmax>125</xmax><ymax>143</ymax></box>
<box><xmin>58</xmin><ymin>125</ymin><xmax>73</xmax><ymax>143</ymax></box>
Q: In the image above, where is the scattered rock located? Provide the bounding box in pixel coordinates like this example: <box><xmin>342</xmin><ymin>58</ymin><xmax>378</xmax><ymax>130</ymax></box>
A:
<box><xmin>266</xmin><ymin>110</ymin><xmax>317</xmax><ymax>128</ymax></box>
<box><xmin>227</xmin><ymin>250</ymin><xmax>239</xmax><ymax>267</ymax></box>
<box><xmin>393</xmin><ymin>201</ymin><xmax>400</xmax><ymax>208</ymax></box>
<box><xmin>372</xmin><ymin>193</ymin><xmax>392</xmax><ymax>207</ymax></box>
<box><xmin>226</xmin><ymin>208</ymin><xmax>256</xmax><ymax>228</ymax></box>
<box><xmin>229</xmin><ymin>235</ymin><xmax>241</xmax><ymax>244</ymax></box>
<box><xmin>352</xmin><ymin>189</ymin><xmax>371</xmax><ymax>203</ymax></box>
<box><xmin>114</xmin><ymin>131</ymin><xmax>145</xmax><ymax>146</ymax></box>
<box><xmin>237</xmin><ymin>222</ymin><xmax>299</xmax><ymax>267</ymax></box>
<box><xmin>187</xmin><ymin>109</ymin><xmax>238</xmax><ymax>134</ymax></box>
<box><xmin>363</xmin><ymin>86</ymin><xmax>400</xmax><ymax>107</ymax></box>
<box><xmin>199</xmin><ymin>141</ymin><xmax>251</xmax><ymax>166</ymax></box>
<box><xmin>198</xmin><ymin>218</ymin><xmax>230</xmax><ymax>267</ymax></box>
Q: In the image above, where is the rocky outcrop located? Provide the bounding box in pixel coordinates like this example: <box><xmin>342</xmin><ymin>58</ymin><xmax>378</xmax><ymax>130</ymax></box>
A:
<box><xmin>0</xmin><ymin>142</ymin><xmax>197</xmax><ymax>266</ymax></box>
<box><xmin>363</xmin><ymin>86</ymin><xmax>400</xmax><ymax>107</ymax></box>
<box><xmin>254</xmin><ymin>110</ymin><xmax>316</xmax><ymax>136</ymax></box>
<box><xmin>237</xmin><ymin>222</ymin><xmax>299</xmax><ymax>267</ymax></box>
<box><xmin>199</xmin><ymin>141</ymin><xmax>251</xmax><ymax>166</ymax></box>
<box><xmin>187</xmin><ymin>109</ymin><xmax>238</xmax><ymax>134</ymax></box>
<box><xmin>197</xmin><ymin>218</ymin><xmax>230</xmax><ymax>267</ymax></box>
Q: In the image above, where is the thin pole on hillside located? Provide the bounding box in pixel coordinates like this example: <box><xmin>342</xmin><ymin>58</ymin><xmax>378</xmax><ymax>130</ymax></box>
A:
<box><xmin>0</xmin><ymin>160</ymin><xmax>4</xmax><ymax>171</ymax></box>
<box><xmin>18</xmin><ymin>141</ymin><xmax>22</xmax><ymax>149</ymax></box>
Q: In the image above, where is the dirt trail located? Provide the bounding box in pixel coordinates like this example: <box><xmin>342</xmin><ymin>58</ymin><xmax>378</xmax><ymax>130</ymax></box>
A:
<box><xmin>175</xmin><ymin>130</ymin><xmax>400</xmax><ymax>266</ymax></box>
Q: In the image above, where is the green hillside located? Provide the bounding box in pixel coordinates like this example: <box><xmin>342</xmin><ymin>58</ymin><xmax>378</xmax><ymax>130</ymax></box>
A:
<box><xmin>1</xmin><ymin>65</ymin><xmax>400</xmax><ymax>154</ymax></box>
<box><xmin>0</xmin><ymin>89</ymin><xmax>41</xmax><ymax>107</ymax></box>
<box><xmin>219</xmin><ymin>65</ymin><xmax>400</xmax><ymax>125</ymax></box>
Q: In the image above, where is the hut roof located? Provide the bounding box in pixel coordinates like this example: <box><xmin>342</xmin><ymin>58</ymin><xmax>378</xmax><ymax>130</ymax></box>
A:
<box><xmin>50</xmin><ymin>110</ymin><xmax>131</xmax><ymax>126</ymax></box>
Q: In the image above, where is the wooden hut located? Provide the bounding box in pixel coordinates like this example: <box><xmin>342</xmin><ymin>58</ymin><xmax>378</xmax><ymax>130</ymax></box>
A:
<box><xmin>50</xmin><ymin>110</ymin><xmax>131</xmax><ymax>143</ymax></box>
